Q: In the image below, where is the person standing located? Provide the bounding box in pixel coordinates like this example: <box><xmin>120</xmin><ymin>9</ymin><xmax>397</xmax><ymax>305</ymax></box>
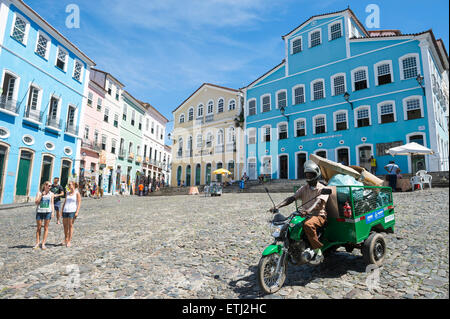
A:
<box><xmin>61</xmin><ymin>181</ymin><xmax>81</xmax><ymax>247</ymax></box>
<box><xmin>384</xmin><ymin>161</ymin><xmax>400</xmax><ymax>192</ymax></box>
<box><xmin>34</xmin><ymin>181</ymin><xmax>55</xmax><ymax>250</ymax></box>
<box><xmin>50</xmin><ymin>177</ymin><xmax>65</xmax><ymax>225</ymax></box>
<box><xmin>370</xmin><ymin>156</ymin><xmax>377</xmax><ymax>175</ymax></box>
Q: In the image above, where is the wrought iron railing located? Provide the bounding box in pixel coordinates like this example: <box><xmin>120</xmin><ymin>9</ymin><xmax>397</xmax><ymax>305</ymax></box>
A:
<box><xmin>0</xmin><ymin>95</ymin><xmax>20</xmax><ymax>114</ymax></box>
<box><xmin>46</xmin><ymin>117</ymin><xmax>62</xmax><ymax>130</ymax></box>
<box><xmin>65</xmin><ymin>123</ymin><xmax>79</xmax><ymax>135</ymax></box>
<box><xmin>23</xmin><ymin>108</ymin><xmax>44</xmax><ymax>122</ymax></box>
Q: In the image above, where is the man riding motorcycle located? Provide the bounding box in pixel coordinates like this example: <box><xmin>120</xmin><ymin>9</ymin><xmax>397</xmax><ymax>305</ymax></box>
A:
<box><xmin>270</xmin><ymin>160</ymin><xmax>329</xmax><ymax>264</ymax></box>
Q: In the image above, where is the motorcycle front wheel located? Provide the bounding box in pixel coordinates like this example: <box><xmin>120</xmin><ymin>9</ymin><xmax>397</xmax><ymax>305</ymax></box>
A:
<box><xmin>257</xmin><ymin>253</ymin><xmax>287</xmax><ymax>294</ymax></box>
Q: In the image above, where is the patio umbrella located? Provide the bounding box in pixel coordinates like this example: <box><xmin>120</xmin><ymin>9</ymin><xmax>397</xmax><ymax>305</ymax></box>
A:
<box><xmin>386</xmin><ymin>142</ymin><xmax>434</xmax><ymax>156</ymax></box>
<box><xmin>213</xmin><ymin>168</ymin><xmax>232</xmax><ymax>175</ymax></box>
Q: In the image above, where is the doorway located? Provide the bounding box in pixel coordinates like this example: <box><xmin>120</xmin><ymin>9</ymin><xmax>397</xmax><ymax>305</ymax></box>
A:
<box><xmin>297</xmin><ymin>153</ymin><xmax>306</xmax><ymax>179</ymax></box>
<box><xmin>408</xmin><ymin>135</ymin><xmax>426</xmax><ymax>174</ymax></box>
<box><xmin>358</xmin><ymin>146</ymin><xmax>372</xmax><ymax>171</ymax></box>
<box><xmin>0</xmin><ymin>145</ymin><xmax>8</xmax><ymax>201</ymax></box>
<box><xmin>205</xmin><ymin>164</ymin><xmax>211</xmax><ymax>185</ymax></box>
<box><xmin>186</xmin><ymin>165</ymin><xmax>191</xmax><ymax>186</ymax></box>
<box><xmin>337</xmin><ymin>148</ymin><xmax>349</xmax><ymax>166</ymax></box>
<box><xmin>248</xmin><ymin>158</ymin><xmax>256</xmax><ymax>180</ymax></box>
<box><xmin>39</xmin><ymin>155</ymin><xmax>53</xmax><ymax>186</ymax></box>
<box><xmin>279</xmin><ymin>155</ymin><xmax>288</xmax><ymax>179</ymax></box>
<box><xmin>60</xmin><ymin>160</ymin><xmax>71</xmax><ymax>190</ymax></box>
<box><xmin>195</xmin><ymin>164</ymin><xmax>201</xmax><ymax>186</ymax></box>
<box><xmin>16</xmin><ymin>150</ymin><xmax>33</xmax><ymax>197</ymax></box>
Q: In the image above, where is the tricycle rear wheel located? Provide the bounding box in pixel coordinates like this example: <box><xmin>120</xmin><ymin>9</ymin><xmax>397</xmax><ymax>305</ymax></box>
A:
<box><xmin>362</xmin><ymin>232</ymin><xmax>386</xmax><ymax>267</ymax></box>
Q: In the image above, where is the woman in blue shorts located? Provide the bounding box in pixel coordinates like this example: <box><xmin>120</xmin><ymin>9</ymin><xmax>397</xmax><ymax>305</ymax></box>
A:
<box><xmin>34</xmin><ymin>181</ymin><xmax>54</xmax><ymax>250</ymax></box>
<box><xmin>61</xmin><ymin>181</ymin><xmax>81</xmax><ymax>247</ymax></box>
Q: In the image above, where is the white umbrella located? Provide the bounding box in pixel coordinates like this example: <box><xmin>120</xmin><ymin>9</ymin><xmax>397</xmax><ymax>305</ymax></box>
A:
<box><xmin>386</xmin><ymin>142</ymin><xmax>434</xmax><ymax>156</ymax></box>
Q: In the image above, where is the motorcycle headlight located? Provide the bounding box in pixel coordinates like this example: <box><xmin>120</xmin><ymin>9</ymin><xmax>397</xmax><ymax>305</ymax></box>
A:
<box><xmin>270</xmin><ymin>223</ymin><xmax>283</xmax><ymax>238</ymax></box>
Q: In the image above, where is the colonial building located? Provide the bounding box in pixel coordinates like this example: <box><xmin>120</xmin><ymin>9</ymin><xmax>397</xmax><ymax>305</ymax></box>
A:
<box><xmin>0</xmin><ymin>0</ymin><xmax>95</xmax><ymax>204</ymax></box>
<box><xmin>242</xmin><ymin>8</ymin><xmax>449</xmax><ymax>180</ymax></box>
<box><xmin>171</xmin><ymin>83</ymin><xmax>245</xmax><ymax>186</ymax></box>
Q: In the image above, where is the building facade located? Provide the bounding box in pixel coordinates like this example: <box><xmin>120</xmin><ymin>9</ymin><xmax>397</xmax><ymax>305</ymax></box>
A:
<box><xmin>171</xmin><ymin>83</ymin><xmax>245</xmax><ymax>187</ymax></box>
<box><xmin>243</xmin><ymin>8</ymin><xmax>449</xmax><ymax>180</ymax></box>
<box><xmin>0</xmin><ymin>0</ymin><xmax>95</xmax><ymax>204</ymax></box>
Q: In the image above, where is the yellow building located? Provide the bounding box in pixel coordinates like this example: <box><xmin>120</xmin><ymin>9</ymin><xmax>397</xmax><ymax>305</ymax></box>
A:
<box><xmin>170</xmin><ymin>83</ymin><xmax>245</xmax><ymax>186</ymax></box>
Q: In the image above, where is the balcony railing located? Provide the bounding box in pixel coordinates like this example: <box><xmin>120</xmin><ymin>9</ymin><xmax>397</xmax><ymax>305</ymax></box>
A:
<box><xmin>46</xmin><ymin>117</ymin><xmax>62</xmax><ymax>130</ymax></box>
<box><xmin>118</xmin><ymin>148</ymin><xmax>126</xmax><ymax>158</ymax></box>
<box><xmin>136</xmin><ymin>156</ymin><xmax>142</xmax><ymax>163</ymax></box>
<box><xmin>23</xmin><ymin>108</ymin><xmax>44</xmax><ymax>123</ymax></box>
<box><xmin>0</xmin><ymin>95</ymin><xmax>20</xmax><ymax>115</ymax></box>
<box><xmin>205</xmin><ymin>114</ymin><xmax>214</xmax><ymax>123</ymax></box>
<box><xmin>65</xmin><ymin>123</ymin><xmax>79</xmax><ymax>136</ymax></box>
<box><xmin>81</xmin><ymin>139</ymin><xmax>102</xmax><ymax>152</ymax></box>
<box><xmin>128</xmin><ymin>152</ymin><xmax>134</xmax><ymax>161</ymax></box>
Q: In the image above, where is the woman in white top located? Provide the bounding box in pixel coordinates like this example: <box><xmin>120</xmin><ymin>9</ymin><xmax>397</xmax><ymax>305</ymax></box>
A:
<box><xmin>61</xmin><ymin>181</ymin><xmax>81</xmax><ymax>247</ymax></box>
<box><xmin>34</xmin><ymin>181</ymin><xmax>55</xmax><ymax>250</ymax></box>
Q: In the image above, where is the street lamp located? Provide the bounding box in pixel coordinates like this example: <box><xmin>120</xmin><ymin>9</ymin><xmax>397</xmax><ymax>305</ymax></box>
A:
<box><xmin>343</xmin><ymin>92</ymin><xmax>353</xmax><ymax>110</ymax></box>
<box><xmin>279</xmin><ymin>105</ymin><xmax>289</xmax><ymax>121</ymax></box>
<box><xmin>416</xmin><ymin>74</ymin><xmax>425</xmax><ymax>96</ymax></box>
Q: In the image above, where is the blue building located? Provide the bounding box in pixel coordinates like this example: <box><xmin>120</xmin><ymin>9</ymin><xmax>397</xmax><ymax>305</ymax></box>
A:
<box><xmin>242</xmin><ymin>8</ymin><xmax>449</xmax><ymax>181</ymax></box>
<box><xmin>0</xmin><ymin>0</ymin><xmax>95</xmax><ymax>204</ymax></box>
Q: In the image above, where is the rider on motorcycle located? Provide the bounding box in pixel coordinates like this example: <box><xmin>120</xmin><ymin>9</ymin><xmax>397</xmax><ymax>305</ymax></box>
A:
<box><xmin>270</xmin><ymin>160</ymin><xmax>329</xmax><ymax>264</ymax></box>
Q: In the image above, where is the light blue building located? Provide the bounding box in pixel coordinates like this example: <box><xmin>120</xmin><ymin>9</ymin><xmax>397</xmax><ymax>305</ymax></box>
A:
<box><xmin>0</xmin><ymin>0</ymin><xmax>95</xmax><ymax>204</ymax></box>
<box><xmin>242</xmin><ymin>8</ymin><xmax>449</xmax><ymax>181</ymax></box>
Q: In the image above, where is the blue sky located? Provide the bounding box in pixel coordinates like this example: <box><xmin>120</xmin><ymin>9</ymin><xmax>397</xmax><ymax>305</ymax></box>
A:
<box><xmin>25</xmin><ymin>0</ymin><xmax>449</xmax><ymax>145</ymax></box>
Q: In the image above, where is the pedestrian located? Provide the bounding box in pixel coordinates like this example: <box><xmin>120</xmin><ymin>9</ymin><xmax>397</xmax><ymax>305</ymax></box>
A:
<box><xmin>155</xmin><ymin>178</ymin><xmax>160</xmax><ymax>191</ymax></box>
<box><xmin>50</xmin><ymin>177</ymin><xmax>65</xmax><ymax>225</ymax></box>
<box><xmin>34</xmin><ymin>181</ymin><xmax>55</xmax><ymax>250</ymax></box>
<box><xmin>60</xmin><ymin>181</ymin><xmax>81</xmax><ymax>248</ymax></box>
<box><xmin>120</xmin><ymin>181</ymin><xmax>126</xmax><ymax>196</ymax></box>
<box><xmin>370</xmin><ymin>155</ymin><xmax>377</xmax><ymax>175</ymax></box>
<box><xmin>138</xmin><ymin>183</ymin><xmax>144</xmax><ymax>196</ymax></box>
<box><xmin>144</xmin><ymin>183</ymin><xmax>149</xmax><ymax>196</ymax></box>
<box><xmin>384</xmin><ymin>160</ymin><xmax>400</xmax><ymax>192</ymax></box>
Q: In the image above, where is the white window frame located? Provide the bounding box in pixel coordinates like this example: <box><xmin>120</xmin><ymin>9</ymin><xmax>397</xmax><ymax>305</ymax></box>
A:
<box><xmin>294</xmin><ymin>118</ymin><xmax>307</xmax><ymax>137</ymax></box>
<box><xmin>328</xmin><ymin>21</ymin><xmax>343</xmax><ymax>41</ymax></box>
<box><xmin>308</xmin><ymin>28</ymin><xmax>322</xmax><ymax>48</ymax></box>
<box><xmin>292</xmin><ymin>84</ymin><xmax>306</xmax><ymax>105</ymax></box>
<box><xmin>179</xmin><ymin>113</ymin><xmax>185</xmax><ymax>124</ymax></box>
<box><xmin>26</xmin><ymin>82</ymin><xmax>43</xmax><ymax>112</ymax></box>
<box><xmin>261</xmin><ymin>125</ymin><xmax>271</xmax><ymax>142</ymax></box>
<box><xmin>310</xmin><ymin>79</ymin><xmax>326</xmax><ymax>101</ymax></box>
<box><xmin>399</xmin><ymin>53</ymin><xmax>420</xmax><ymax>80</ymax></box>
<box><xmin>197</xmin><ymin>104</ymin><xmax>204</xmax><ymax>118</ymax></box>
<box><xmin>1</xmin><ymin>69</ymin><xmax>21</xmax><ymax>102</ymax></box>
<box><xmin>312</xmin><ymin>114</ymin><xmax>327</xmax><ymax>134</ymax></box>
<box><xmin>314</xmin><ymin>149</ymin><xmax>328</xmax><ymax>159</ymax></box>
<box><xmin>276</xmin><ymin>89</ymin><xmax>287</xmax><ymax>109</ymax></box>
<box><xmin>217</xmin><ymin>129</ymin><xmax>224</xmax><ymax>145</ymax></box>
<box><xmin>277</xmin><ymin>121</ymin><xmax>288</xmax><ymax>140</ymax></box>
<box><xmin>402</xmin><ymin>95</ymin><xmax>424</xmax><ymax>120</ymax></box>
<box><xmin>67</xmin><ymin>104</ymin><xmax>78</xmax><ymax>127</ymax></box>
<box><xmin>354</xmin><ymin>105</ymin><xmax>372</xmax><ymax>128</ymax></box>
<box><xmin>247</xmin><ymin>98</ymin><xmax>257</xmax><ymax>116</ymax></box>
<box><xmin>333</xmin><ymin>110</ymin><xmax>349</xmax><ymax>131</ymax></box>
<box><xmin>55</xmin><ymin>46</ymin><xmax>68</xmax><ymax>72</ymax></box>
<box><xmin>48</xmin><ymin>94</ymin><xmax>62</xmax><ymax>121</ymax></box>
<box><xmin>290</xmin><ymin>35</ymin><xmax>302</xmax><ymax>54</ymax></box>
<box><xmin>72</xmin><ymin>59</ymin><xmax>84</xmax><ymax>82</ymax></box>
<box><xmin>260</xmin><ymin>156</ymin><xmax>272</xmax><ymax>175</ymax></box>
<box><xmin>207</xmin><ymin>100</ymin><xmax>214</xmax><ymax>114</ymax></box>
<box><xmin>206</xmin><ymin>132</ymin><xmax>213</xmax><ymax>147</ymax></box>
<box><xmin>188</xmin><ymin>107</ymin><xmax>194</xmax><ymax>121</ymax></box>
<box><xmin>330</xmin><ymin>73</ymin><xmax>347</xmax><ymax>96</ymax></box>
<box><xmin>196</xmin><ymin>134</ymin><xmax>203</xmax><ymax>148</ymax></box>
<box><xmin>10</xmin><ymin>12</ymin><xmax>30</xmax><ymax>45</ymax></box>
<box><xmin>247</xmin><ymin>127</ymin><xmax>257</xmax><ymax>144</ymax></box>
<box><xmin>217</xmin><ymin>97</ymin><xmax>225</xmax><ymax>113</ymax></box>
<box><xmin>227</xmin><ymin>126</ymin><xmax>235</xmax><ymax>143</ymax></box>
<box><xmin>34</xmin><ymin>30</ymin><xmax>51</xmax><ymax>60</ymax></box>
<box><xmin>351</xmin><ymin>66</ymin><xmax>369</xmax><ymax>92</ymax></box>
<box><xmin>374</xmin><ymin>60</ymin><xmax>394</xmax><ymax>86</ymax></box>
<box><xmin>377</xmin><ymin>100</ymin><xmax>397</xmax><ymax>124</ymax></box>
<box><xmin>228</xmin><ymin>99</ymin><xmax>236</xmax><ymax>111</ymax></box>
<box><xmin>260</xmin><ymin>94</ymin><xmax>271</xmax><ymax>113</ymax></box>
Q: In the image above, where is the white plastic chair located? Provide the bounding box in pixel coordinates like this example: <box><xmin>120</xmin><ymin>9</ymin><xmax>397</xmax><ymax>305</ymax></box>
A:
<box><xmin>416</xmin><ymin>170</ymin><xmax>427</xmax><ymax>177</ymax></box>
<box><xmin>410</xmin><ymin>175</ymin><xmax>423</xmax><ymax>190</ymax></box>
<box><xmin>422</xmin><ymin>174</ymin><xmax>432</xmax><ymax>189</ymax></box>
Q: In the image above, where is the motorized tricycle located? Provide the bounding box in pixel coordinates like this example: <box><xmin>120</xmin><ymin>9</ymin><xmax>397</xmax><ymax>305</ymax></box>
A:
<box><xmin>257</xmin><ymin>185</ymin><xmax>395</xmax><ymax>294</ymax></box>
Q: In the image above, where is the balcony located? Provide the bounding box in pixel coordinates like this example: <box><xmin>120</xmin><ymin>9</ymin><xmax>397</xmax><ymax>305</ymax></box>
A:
<box><xmin>46</xmin><ymin>117</ymin><xmax>62</xmax><ymax>131</ymax></box>
<box><xmin>65</xmin><ymin>123</ymin><xmax>79</xmax><ymax>137</ymax></box>
<box><xmin>128</xmin><ymin>152</ymin><xmax>134</xmax><ymax>161</ymax></box>
<box><xmin>81</xmin><ymin>139</ymin><xmax>102</xmax><ymax>153</ymax></box>
<box><xmin>205</xmin><ymin>114</ymin><xmax>214</xmax><ymax>123</ymax></box>
<box><xmin>215</xmin><ymin>145</ymin><xmax>224</xmax><ymax>153</ymax></box>
<box><xmin>136</xmin><ymin>156</ymin><xmax>142</xmax><ymax>164</ymax></box>
<box><xmin>23</xmin><ymin>108</ymin><xmax>44</xmax><ymax>124</ymax></box>
<box><xmin>0</xmin><ymin>95</ymin><xmax>20</xmax><ymax>116</ymax></box>
<box><xmin>118</xmin><ymin>148</ymin><xmax>126</xmax><ymax>158</ymax></box>
<box><xmin>195</xmin><ymin>118</ymin><xmax>204</xmax><ymax>125</ymax></box>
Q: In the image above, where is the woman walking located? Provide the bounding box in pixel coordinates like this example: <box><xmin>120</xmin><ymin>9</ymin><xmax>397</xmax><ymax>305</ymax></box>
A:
<box><xmin>61</xmin><ymin>181</ymin><xmax>81</xmax><ymax>247</ymax></box>
<box><xmin>34</xmin><ymin>181</ymin><xmax>54</xmax><ymax>250</ymax></box>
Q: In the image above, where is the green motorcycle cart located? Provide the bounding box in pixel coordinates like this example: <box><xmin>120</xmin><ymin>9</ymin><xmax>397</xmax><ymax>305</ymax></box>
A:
<box><xmin>257</xmin><ymin>185</ymin><xmax>395</xmax><ymax>294</ymax></box>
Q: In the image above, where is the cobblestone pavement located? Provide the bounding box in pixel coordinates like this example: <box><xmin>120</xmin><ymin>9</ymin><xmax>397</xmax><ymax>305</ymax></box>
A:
<box><xmin>0</xmin><ymin>188</ymin><xmax>448</xmax><ymax>299</ymax></box>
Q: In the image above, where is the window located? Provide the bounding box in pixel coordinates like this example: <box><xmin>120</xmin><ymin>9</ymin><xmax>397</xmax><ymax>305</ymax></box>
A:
<box><xmin>87</xmin><ymin>92</ymin><xmax>93</xmax><ymax>107</ymax></box>
<box><xmin>179</xmin><ymin>114</ymin><xmax>185</xmax><ymax>123</ymax></box>
<box><xmin>48</xmin><ymin>96</ymin><xmax>59</xmax><ymax>121</ymax></box>
<box><xmin>295</xmin><ymin>119</ymin><xmax>306</xmax><ymax>137</ymax></box>
<box><xmin>104</xmin><ymin>108</ymin><xmax>109</xmax><ymax>122</ymax></box>
<box><xmin>56</xmin><ymin>47</ymin><xmax>68</xmax><ymax>71</ymax></box>
<box><xmin>312</xmin><ymin>80</ymin><xmax>325</xmax><ymax>100</ymax></box>
<box><xmin>314</xmin><ymin>116</ymin><xmax>326</xmax><ymax>134</ymax></box>
<box><xmin>332</xmin><ymin>74</ymin><xmax>346</xmax><ymax>96</ymax></box>
<box><xmin>329</xmin><ymin>22</ymin><xmax>342</xmax><ymax>40</ymax></box>
<box><xmin>122</xmin><ymin>104</ymin><xmax>127</xmax><ymax>120</ymax></box>
<box><xmin>261</xmin><ymin>95</ymin><xmax>271</xmax><ymax>112</ymax></box>
<box><xmin>94</xmin><ymin>130</ymin><xmax>99</xmax><ymax>144</ymax></box>
<box><xmin>217</xmin><ymin>98</ymin><xmax>224</xmax><ymax>113</ymax></box>
<box><xmin>334</xmin><ymin>111</ymin><xmax>347</xmax><ymax>131</ymax></box>
<box><xmin>111</xmin><ymin>139</ymin><xmax>117</xmax><ymax>154</ymax></box>
<box><xmin>277</xmin><ymin>90</ymin><xmax>287</xmax><ymax>109</ymax></box>
<box><xmin>262</xmin><ymin>126</ymin><xmax>271</xmax><ymax>142</ymax></box>
<box><xmin>353</xmin><ymin>68</ymin><xmax>368</xmax><ymax>91</ymax></box>
<box><xmin>11</xmin><ymin>15</ymin><xmax>28</xmax><ymax>44</ymax></box>
<box><xmin>188</xmin><ymin>108</ymin><xmax>194</xmax><ymax>121</ymax></box>
<box><xmin>217</xmin><ymin>130</ymin><xmax>224</xmax><ymax>145</ymax></box>
<box><xmin>97</xmin><ymin>98</ymin><xmax>102</xmax><ymax>111</ymax></box>
<box><xmin>84</xmin><ymin>126</ymin><xmax>89</xmax><ymax>139</ymax></box>
<box><xmin>151</xmin><ymin>121</ymin><xmax>154</xmax><ymax>133</ymax></box>
<box><xmin>139</xmin><ymin>115</ymin><xmax>142</xmax><ymax>130</ymax></box>
<box><xmin>73</xmin><ymin>60</ymin><xmax>83</xmax><ymax>81</ymax></box>
<box><xmin>293</xmin><ymin>85</ymin><xmax>305</xmax><ymax>105</ymax></box>
<box><xmin>228</xmin><ymin>99</ymin><xmax>236</xmax><ymax>111</ymax></box>
<box><xmin>375</xmin><ymin>62</ymin><xmax>392</xmax><ymax>85</ymax></box>
<box><xmin>309</xmin><ymin>29</ymin><xmax>321</xmax><ymax>47</ymax></box>
<box><xmin>404</xmin><ymin>97</ymin><xmax>423</xmax><ymax>120</ymax></box>
<box><xmin>206</xmin><ymin>133</ymin><xmax>213</xmax><ymax>147</ymax></box>
<box><xmin>113</xmin><ymin>114</ymin><xmax>118</xmax><ymax>127</ymax></box>
<box><xmin>35</xmin><ymin>32</ymin><xmax>50</xmax><ymax>59</ymax></box>
<box><xmin>196</xmin><ymin>134</ymin><xmax>203</xmax><ymax>148</ymax></box>
<box><xmin>207</xmin><ymin>100</ymin><xmax>214</xmax><ymax>114</ymax></box>
<box><xmin>292</xmin><ymin>37</ymin><xmax>302</xmax><ymax>54</ymax></box>
<box><xmin>400</xmin><ymin>55</ymin><xmax>419</xmax><ymax>80</ymax></box>
<box><xmin>27</xmin><ymin>85</ymin><xmax>40</xmax><ymax>111</ymax></box>
<box><xmin>248</xmin><ymin>128</ymin><xmax>256</xmax><ymax>144</ymax></box>
<box><xmin>355</xmin><ymin>107</ymin><xmax>370</xmax><ymax>127</ymax></box>
<box><xmin>197</xmin><ymin>104</ymin><xmax>204</xmax><ymax>117</ymax></box>
<box><xmin>67</xmin><ymin>106</ymin><xmax>76</xmax><ymax>127</ymax></box>
<box><xmin>101</xmin><ymin>135</ymin><xmax>107</xmax><ymax>151</ymax></box>
<box><xmin>248</xmin><ymin>99</ymin><xmax>256</xmax><ymax>115</ymax></box>
<box><xmin>2</xmin><ymin>72</ymin><xmax>17</xmax><ymax>102</ymax></box>
<box><xmin>278</xmin><ymin>123</ymin><xmax>288</xmax><ymax>140</ymax></box>
<box><xmin>227</xmin><ymin>127</ymin><xmax>235</xmax><ymax>143</ymax></box>
<box><xmin>131</xmin><ymin>110</ymin><xmax>135</xmax><ymax>126</ymax></box>
<box><xmin>379</xmin><ymin>102</ymin><xmax>395</xmax><ymax>124</ymax></box>
<box><xmin>115</xmin><ymin>87</ymin><xmax>120</xmax><ymax>101</ymax></box>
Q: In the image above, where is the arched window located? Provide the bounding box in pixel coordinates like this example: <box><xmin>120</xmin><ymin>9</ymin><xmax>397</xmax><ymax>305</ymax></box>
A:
<box><xmin>179</xmin><ymin>113</ymin><xmax>185</xmax><ymax>123</ymax></box>
<box><xmin>197</xmin><ymin>104</ymin><xmax>204</xmax><ymax>117</ymax></box>
<box><xmin>217</xmin><ymin>129</ymin><xmax>224</xmax><ymax>145</ymax></box>
<box><xmin>188</xmin><ymin>107</ymin><xmax>194</xmax><ymax>121</ymax></box>
<box><xmin>228</xmin><ymin>99</ymin><xmax>236</xmax><ymax>111</ymax></box>
<box><xmin>227</xmin><ymin>127</ymin><xmax>235</xmax><ymax>143</ymax></box>
<box><xmin>217</xmin><ymin>98</ymin><xmax>224</xmax><ymax>113</ymax></box>
<box><xmin>207</xmin><ymin>100</ymin><xmax>214</xmax><ymax>114</ymax></box>
<box><xmin>248</xmin><ymin>99</ymin><xmax>256</xmax><ymax>116</ymax></box>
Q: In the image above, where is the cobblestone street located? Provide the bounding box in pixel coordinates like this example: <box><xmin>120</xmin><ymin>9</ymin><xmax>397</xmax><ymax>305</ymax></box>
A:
<box><xmin>0</xmin><ymin>188</ymin><xmax>448</xmax><ymax>299</ymax></box>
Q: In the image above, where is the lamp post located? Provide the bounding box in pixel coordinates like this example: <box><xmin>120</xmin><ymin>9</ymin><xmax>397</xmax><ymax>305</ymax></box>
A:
<box><xmin>416</xmin><ymin>74</ymin><xmax>425</xmax><ymax>96</ymax></box>
<box><xmin>279</xmin><ymin>105</ymin><xmax>289</xmax><ymax>121</ymax></box>
<box><xmin>343</xmin><ymin>92</ymin><xmax>353</xmax><ymax>110</ymax></box>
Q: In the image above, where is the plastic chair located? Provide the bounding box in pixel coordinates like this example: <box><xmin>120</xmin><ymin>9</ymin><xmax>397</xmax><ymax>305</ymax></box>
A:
<box><xmin>410</xmin><ymin>176</ymin><xmax>423</xmax><ymax>190</ymax></box>
<box><xmin>422</xmin><ymin>174</ymin><xmax>432</xmax><ymax>189</ymax></box>
<box><xmin>416</xmin><ymin>170</ymin><xmax>427</xmax><ymax>177</ymax></box>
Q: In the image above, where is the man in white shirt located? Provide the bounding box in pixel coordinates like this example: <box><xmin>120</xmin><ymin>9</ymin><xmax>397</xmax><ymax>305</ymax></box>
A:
<box><xmin>384</xmin><ymin>161</ymin><xmax>400</xmax><ymax>191</ymax></box>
